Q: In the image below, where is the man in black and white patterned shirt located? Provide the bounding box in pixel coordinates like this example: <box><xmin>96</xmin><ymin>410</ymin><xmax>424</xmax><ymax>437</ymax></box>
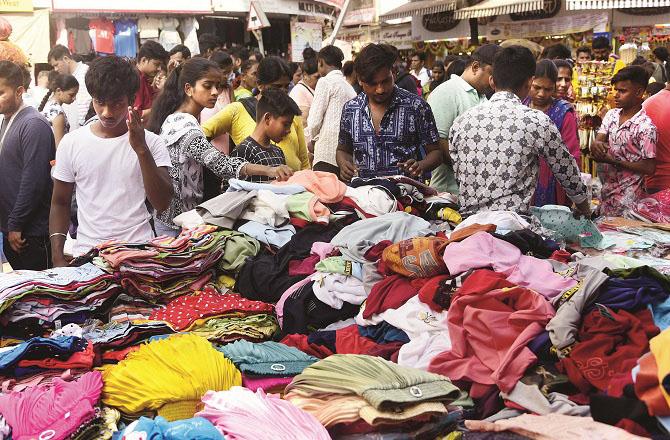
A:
<box><xmin>449</xmin><ymin>45</ymin><xmax>591</xmax><ymax>218</ymax></box>
<box><xmin>231</xmin><ymin>137</ymin><xmax>287</xmax><ymax>183</ymax></box>
<box><xmin>229</xmin><ymin>88</ymin><xmax>296</xmax><ymax>184</ymax></box>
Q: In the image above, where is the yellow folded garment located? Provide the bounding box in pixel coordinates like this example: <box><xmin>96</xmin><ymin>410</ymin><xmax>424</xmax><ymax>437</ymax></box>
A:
<box><xmin>101</xmin><ymin>334</ymin><xmax>241</xmax><ymax>419</ymax></box>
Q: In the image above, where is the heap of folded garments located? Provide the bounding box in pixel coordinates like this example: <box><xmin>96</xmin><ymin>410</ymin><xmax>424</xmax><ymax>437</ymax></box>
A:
<box><xmin>98</xmin><ymin>225</ymin><xmax>260</xmax><ymax>302</ymax></box>
<box><xmin>3</xmin><ymin>170</ymin><xmax>670</xmax><ymax>439</ymax></box>
<box><xmin>284</xmin><ymin>354</ymin><xmax>472</xmax><ymax>436</ymax></box>
<box><xmin>100</xmin><ymin>334</ymin><xmax>241</xmax><ymax>421</ymax></box>
<box><xmin>0</xmin><ymin>371</ymin><xmax>111</xmax><ymax>440</ymax></box>
<box><xmin>149</xmin><ymin>286</ymin><xmax>277</xmax><ymax>342</ymax></box>
<box><xmin>196</xmin><ymin>387</ymin><xmax>330</xmax><ymax>439</ymax></box>
<box><xmin>0</xmin><ymin>263</ymin><xmax>120</xmax><ymax>326</ymax></box>
<box><xmin>218</xmin><ymin>340</ymin><xmax>318</xmax><ymax>392</ymax></box>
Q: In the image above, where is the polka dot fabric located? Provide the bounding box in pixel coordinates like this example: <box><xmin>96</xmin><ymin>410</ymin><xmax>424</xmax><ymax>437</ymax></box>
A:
<box><xmin>149</xmin><ymin>286</ymin><xmax>274</xmax><ymax>331</ymax></box>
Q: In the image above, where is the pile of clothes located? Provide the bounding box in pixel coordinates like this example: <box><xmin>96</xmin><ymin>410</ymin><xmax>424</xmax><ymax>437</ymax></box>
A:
<box><xmin>97</xmin><ymin>224</ymin><xmax>259</xmax><ymax>302</ymax></box>
<box><xmin>1</xmin><ymin>171</ymin><xmax>670</xmax><ymax>439</ymax></box>
<box><xmin>0</xmin><ymin>263</ymin><xmax>119</xmax><ymax>338</ymax></box>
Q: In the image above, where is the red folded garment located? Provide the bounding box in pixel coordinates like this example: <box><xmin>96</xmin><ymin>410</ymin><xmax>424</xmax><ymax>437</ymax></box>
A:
<box><xmin>363</xmin><ymin>275</ymin><xmax>418</xmax><ymax>319</ymax></box>
<box><xmin>280</xmin><ymin>334</ymin><xmax>334</xmax><ymax>359</ymax></box>
<box><xmin>149</xmin><ymin>286</ymin><xmax>274</xmax><ymax>331</ymax></box>
<box><xmin>18</xmin><ymin>341</ymin><xmax>95</xmax><ymax>370</ymax></box>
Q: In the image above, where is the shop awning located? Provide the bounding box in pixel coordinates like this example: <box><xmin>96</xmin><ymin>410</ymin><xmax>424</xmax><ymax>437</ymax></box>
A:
<box><xmin>454</xmin><ymin>0</ymin><xmax>544</xmax><ymax>19</ymax></box>
<box><xmin>379</xmin><ymin>0</ymin><xmax>457</xmax><ymax>21</ymax></box>
<box><xmin>566</xmin><ymin>0</ymin><xmax>670</xmax><ymax>8</ymax></box>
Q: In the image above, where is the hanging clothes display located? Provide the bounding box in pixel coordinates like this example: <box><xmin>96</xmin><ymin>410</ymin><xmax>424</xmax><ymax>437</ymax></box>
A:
<box><xmin>113</xmin><ymin>19</ymin><xmax>138</xmax><ymax>58</ymax></box>
<box><xmin>89</xmin><ymin>18</ymin><xmax>115</xmax><ymax>55</ymax></box>
<box><xmin>159</xmin><ymin>17</ymin><xmax>182</xmax><ymax>51</ymax></box>
<box><xmin>180</xmin><ymin>17</ymin><xmax>200</xmax><ymax>56</ymax></box>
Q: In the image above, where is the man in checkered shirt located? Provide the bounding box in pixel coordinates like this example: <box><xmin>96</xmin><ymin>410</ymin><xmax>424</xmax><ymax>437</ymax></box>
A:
<box><xmin>448</xmin><ymin>46</ymin><xmax>591</xmax><ymax>218</ymax></box>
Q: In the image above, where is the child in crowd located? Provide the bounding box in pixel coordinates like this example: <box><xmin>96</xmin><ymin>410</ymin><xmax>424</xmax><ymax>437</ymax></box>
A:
<box><xmin>234</xmin><ymin>60</ymin><xmax>258</xmax><ymax>101</ymax></box>
<box><xmin>147</xmin><ymin>58</ymin><xmax>293</xmax><ymax>237</ymax></box>
<box><xmin>592</xmin><ymin>66</ymin><xmax>658</xmax><ymax>216</ymax></box>
<box><xmin>50</xmin><ymin>56</ymin><xmax>174</xmax><ymax>265</ymax></box>
<box><xmin>134</xmin><ymin>40</ymin><xmax>169</xmax><ymax>118</ymax></box>
<box><xmin>38</xmin><ymin>72</ymin><xmax>79</xmax><ymax>147</ymax></box>
<box><xmin>229</xmin><ymin>88</ymin><xmax>301</xmax><ymax>184</ymax></box>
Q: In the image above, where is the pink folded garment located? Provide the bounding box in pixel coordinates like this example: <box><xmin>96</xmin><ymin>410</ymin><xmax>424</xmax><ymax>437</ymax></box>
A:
<box><xmin>443</xmin><ymin>231</ymin><xmax>577</xmax><ymax>299</ymax></box>
<box><xmin>197</xmin><ymin>387</ymin><xmax>330</xmax><ymax>440</ymax></box>
<box><xmin>241</xmin><ymin>374</ymin><xmax>293</xmax><ymax>392</ymax></box>
<box><xmin>274</xmin><ymin>170</ymin><xmax>347</xmax><ymax>203</ymax></box>
<box><xmin>0</xmin><ymin>370</ymin><xmax>103</xmax><ymax>440</ymax></box>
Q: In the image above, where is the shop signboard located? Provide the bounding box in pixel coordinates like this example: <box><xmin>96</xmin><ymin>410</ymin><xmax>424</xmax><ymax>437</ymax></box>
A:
<box><xmin>343</xmin><ymin>0</ymin><xmax>376</xmax><ymax>26</ymax></box>
<box><xmin>51</xmin><ymin>0</ymin><xmax>212</xmax><ymax>13</ymax></box>
<box><xmin>486</xmin><ymin>11</ymin><xmax>608</xmax><ymax>38</ymax></box>
<box><xmin>422</xmin><ymin>10</ymin><xmax>461</xmax><ymax>32</ymax></box>
<box><xmin>0</xmin><ymin>0</ymin><xmax>32</xmax><ymax>12</ymax></box>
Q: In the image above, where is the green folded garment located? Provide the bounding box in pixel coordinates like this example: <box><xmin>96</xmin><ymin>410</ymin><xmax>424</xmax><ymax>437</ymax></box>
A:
<box><xmin>219</xmin><ymin>340</ymin><xmax>318</xmax><ymax>376</ymax></box>
<box><xmin>286</xmin><ymin>354</ymin><xmax>472</xmax><ymax>410</ymax></box>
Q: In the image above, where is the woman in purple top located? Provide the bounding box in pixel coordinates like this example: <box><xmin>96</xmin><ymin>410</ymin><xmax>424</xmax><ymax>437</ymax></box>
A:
<box><xmin>524</xmin><ymin>59</ymin><xmax>581</xmax><ymax>206</ymax></box>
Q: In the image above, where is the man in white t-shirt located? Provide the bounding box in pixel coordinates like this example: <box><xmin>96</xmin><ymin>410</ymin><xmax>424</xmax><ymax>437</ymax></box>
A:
<box><xmin>48</xmin><ymin>45</ymin><xmax>92</xmax><ymax>129</ymax></box>
<box><xmin>409</xmin><ymin>51</ymin><xmax>431</xmax><ymax>88</ymax></box>
<box><xmin>50</xmin><ymin>56</ymin><xmax>173</xmax><ymax>265</ymax></box>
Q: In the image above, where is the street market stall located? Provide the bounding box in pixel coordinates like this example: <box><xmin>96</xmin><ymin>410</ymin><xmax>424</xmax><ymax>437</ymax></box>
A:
<box><xmin>1</xmin><ymin>171</ymin><xmax>670</xmax><ymax>438</ymax></box>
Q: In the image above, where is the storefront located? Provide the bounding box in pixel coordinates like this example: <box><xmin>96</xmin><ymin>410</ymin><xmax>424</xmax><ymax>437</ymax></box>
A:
<box><xmin>380</xmin><ymin>0</ymin><xmax>669</xmax><ymax>56</ymax></box>
<box><xmin>211</xmin><ymin>0</ymin><xmax>343</xmax><ymax>57</ymax></box>
<box><xmin>48</xmin><ymin>0</ymin><xmax>213</xmax><ymax>58</ymax></box>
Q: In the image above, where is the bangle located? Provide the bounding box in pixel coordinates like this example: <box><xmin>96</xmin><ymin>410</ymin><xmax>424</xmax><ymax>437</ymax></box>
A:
<box><xmin>49</xmin><ymin>232</ymin><xmax>67</xmax><ymax>239</ymax></box>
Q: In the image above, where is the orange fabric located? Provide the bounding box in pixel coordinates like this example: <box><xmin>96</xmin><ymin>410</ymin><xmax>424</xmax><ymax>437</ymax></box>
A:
<box><xmin>448</xmin><ymin>224</ymin><xmax>497</xmax><ymax>243</ymax></box>
<box><xmin>18</xmin><ymin>341</ymin><xmax>95</xmax><ymax>370</ymax></box>
<box><xmin>382</xmin><ymin>237</ymin><xmax>449</xmax><ymax>278</ymax></box>
<box><xmin>635</xmin><ymin>352</ymin><xmax>670</xmax><ymax>416</ymax></box>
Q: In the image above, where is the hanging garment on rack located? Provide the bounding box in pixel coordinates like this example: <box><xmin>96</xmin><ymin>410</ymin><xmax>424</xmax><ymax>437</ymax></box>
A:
<box><xmin>138</xmin><ymin>16</ymin><xmax>160</xmax><ymax>40</ymax></box>
<box><xmin>89</xmin><ymin>18</ymin><xmax>115</xmax><ymax>54</ymax></box>
<box><xmin>55</xmin><ymin>19</ymin><xmax>68</xmax><ymax>47</ymax></box>
<box><xmin>159</xmin><ymin>17</ymin><xmax>181</xmax><ymax>51</ymax></box>
<box><xmin>65</xmin><ymin>17</ymin><xmax>92</xmax><ymax>55</ymax></box>
<box><xmin>181</xmin><ymin>17</ymin><xmax>200</xmax><ymax>56</ymax></box>
<box><xmin>114</xmin><ymin>19</ymin><xmax>139</xmax><ymax>58</ymax></box>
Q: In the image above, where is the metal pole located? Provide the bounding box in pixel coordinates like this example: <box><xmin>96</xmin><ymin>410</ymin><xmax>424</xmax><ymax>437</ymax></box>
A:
<box><xmin>326</xmin><ymin>0</ymin><xmax>352</xmax><ymax>45</ymax></box>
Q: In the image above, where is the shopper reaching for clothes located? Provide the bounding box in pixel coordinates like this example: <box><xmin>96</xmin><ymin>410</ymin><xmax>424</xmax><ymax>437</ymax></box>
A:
<box><xmin>201</xmin><ymin>56</ymin><xmax>310</xmax><ymax>172</ymax></box>
<box><xmin>50</xmin><ymin>56</ymin><xmax>174</xmax><ymax>266</ymax></box>
<box><xmin>147</xmin><ymin>57</ymin><xmax>293</xmax><ymax>237</ymax></box>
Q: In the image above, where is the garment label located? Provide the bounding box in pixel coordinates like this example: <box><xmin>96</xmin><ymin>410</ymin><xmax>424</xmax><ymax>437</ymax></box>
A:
<box><xmin>596</xmin><ymin>303</ymin><xmax>616</xmax><ymax>321</ymax></box>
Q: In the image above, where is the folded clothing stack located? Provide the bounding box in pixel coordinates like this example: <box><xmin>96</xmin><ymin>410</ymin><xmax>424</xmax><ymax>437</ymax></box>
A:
<box><xmin>0</xmin><ymin>371</ymin><xmax>104</xmax><ymax>440</ymax></box>
<box><xmin>284</xmin><ymin>354</ymin><xmax>472</xmax><ymax>434</ymax></box>
<box><xmin>149</xmin><ymin>286</ymin><xmax>277</xmax><ymax>342</ymax></box>
<box><xmin>0</xmin><ymin>263</ymin><xmax>119</xmax><ymax>327</ymax></box>
<box><xmin>98</xmin><ymin>225</ymin><xmax>260</xmax><ymax>302</ymax></box>
<box><xmin>100</xmin><ymin>334</ymin><xmax>241</xmax><ymax>421</ymax></box>
<box><xmin>219</xmin><ymin>340</ymin><xmax>318</xmax><ymax>392</ymax></box>
<box><xmin>196</xmin><ymin>387</ymin><xmax>330</xmax><ymax>439</ymax></box>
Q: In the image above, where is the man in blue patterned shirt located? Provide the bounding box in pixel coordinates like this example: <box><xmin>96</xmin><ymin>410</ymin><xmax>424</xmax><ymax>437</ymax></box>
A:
<box><xmin>336</xmin><ymin>43</ymin><xmax>441</xmax><ymax>181</ymax></box>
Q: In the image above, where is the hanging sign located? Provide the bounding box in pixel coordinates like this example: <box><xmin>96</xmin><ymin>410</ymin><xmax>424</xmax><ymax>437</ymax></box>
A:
<box><xmin>0</xmin><ymin>0</ymin><xmax>33</xmax><ymax>12</ymax></box>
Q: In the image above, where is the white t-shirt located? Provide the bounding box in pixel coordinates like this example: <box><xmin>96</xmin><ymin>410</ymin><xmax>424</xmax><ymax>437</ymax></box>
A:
<box><xmin>138</xmin><ymin>16</ymin><xmax>161</xmax><ymax>39</ymax></box>
<box><xmin>52</xmin><ymin>124</ymin><xmax>171</xmax><ymax>256</ymax></box>
<box><xmin>180</xmin><ymin>17</ymin><xmax>200</xmax><ymax>56</ymax></box>
<box><xmin>411</xmin><ymin>67</ymin><xmax>431</xmax><ymax>87</ymax></box>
